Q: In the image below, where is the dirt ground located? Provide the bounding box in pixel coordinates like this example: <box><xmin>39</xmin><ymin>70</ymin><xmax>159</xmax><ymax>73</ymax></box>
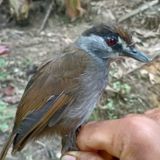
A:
<box><xmin>0</xmin><ymin>0</ymin><xmax>160</xmax><ymax>160</ymax></box>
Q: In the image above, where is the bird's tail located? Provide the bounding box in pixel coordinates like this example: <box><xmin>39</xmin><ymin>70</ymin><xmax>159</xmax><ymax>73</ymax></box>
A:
<box><xmin>0</xmin><ymin>133</ymin><xmax>15</xmax><ymax>160</ymax></box>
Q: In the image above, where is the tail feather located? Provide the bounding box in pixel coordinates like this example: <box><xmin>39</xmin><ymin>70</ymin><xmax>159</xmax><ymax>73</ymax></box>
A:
<box><xmin>0</xmin><ymin>134</ymin><xmax>15</xmax><ymax>160</ymax></box>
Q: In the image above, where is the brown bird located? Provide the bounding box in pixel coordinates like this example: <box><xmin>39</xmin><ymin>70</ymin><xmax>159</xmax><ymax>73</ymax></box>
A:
<box><xmin>0</xmin><ymin>23</ymin><xmax>150</xmax><ymax>160</ymax></box>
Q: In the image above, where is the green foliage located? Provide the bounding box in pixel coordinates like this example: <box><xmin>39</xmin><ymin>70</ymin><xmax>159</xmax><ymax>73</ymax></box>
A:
<box><xmin>0</xmin><ymin>58</ymin><xmax>9</xmax><ymax>81</ymax></box>
<box><xmin>90</xmin><ymin>99</ymin><xmax>118</xmax><ymax>121</ymax></box>
<box><xmin>0</xmin><ymin>58</ymin><xmax>7</xmax><ymax>67</ymax></box>
<box><xmin>0</xmin><ymin>101</ymin><xmax>15</xmax><ymax>132</ymax></box>
<box><xmin>0</xmin><ymin>72</ymin><xmax>8</xmax><ymax>81</ymax></box>
<box><xmin>22</xmin><ymin>58</ymin><xmax>33</xmax><ymax>66</ymax></box>
<box><xmin>90</xmin><ymin>108</ymin><xmax>101</xmax><ymax>121</ymax></box>
<box><xmin>104</xmin><ymin>98</ymin><xmax>118</xmax><ymax>119</ymax></box>
<box><xmin>90</xmin><ymin>81</ymin><xmax>132</xmax><ymax>121</ymax></box>
<box><xmin>113</xmin><ymin>81</ymin><xmax>131</xmax><ymax>94</ymax></box>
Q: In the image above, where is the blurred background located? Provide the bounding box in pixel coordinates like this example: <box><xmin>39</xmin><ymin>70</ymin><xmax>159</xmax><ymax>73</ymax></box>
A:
<box><xmin>0</xmin><ymin>0</ymin><xmax>160</xmax><ymax>159</ymax></box>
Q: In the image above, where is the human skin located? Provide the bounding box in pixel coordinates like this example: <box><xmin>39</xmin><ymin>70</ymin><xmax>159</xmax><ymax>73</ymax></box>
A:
<box><xmin>62</xmin><ymin>108</ymin><xmax>160</xmax><ymax>160</ymax></box>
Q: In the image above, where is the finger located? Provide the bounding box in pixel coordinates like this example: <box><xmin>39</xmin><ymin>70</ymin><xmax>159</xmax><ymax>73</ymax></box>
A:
<box><xmin>77</xmin><ymin>120</ymin><xmax>121</xmax><ymax>156</ymax></box>
<box><xmin>77</xmin><ymin>117</ymin><xmax>160</xmax><ymax>160</ymax></box>
<box><xmin>62</xmin><ymin>151</ymin><xmax>107</xmax><ymax>160</ymax></box>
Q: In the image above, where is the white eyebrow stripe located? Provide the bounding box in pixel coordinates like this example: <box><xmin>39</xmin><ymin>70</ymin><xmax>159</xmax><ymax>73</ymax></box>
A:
<box><xmin>118</xmin><ymin>37</ymin><xmax>127</xmax><ymax>46</ymax></box>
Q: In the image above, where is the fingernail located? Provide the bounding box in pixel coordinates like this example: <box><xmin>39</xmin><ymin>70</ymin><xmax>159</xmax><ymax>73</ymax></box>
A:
<box><xmin>61</xmin><ymin>155</ymin><xmax>76</xmax><ymax>160</ymax></box>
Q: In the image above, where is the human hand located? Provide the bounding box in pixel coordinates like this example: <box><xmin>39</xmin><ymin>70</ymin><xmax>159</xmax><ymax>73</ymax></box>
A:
<box><xmin>62</xmin><ymin>109</ymin><xmax>160</xmax><ymax>160</ymax></box>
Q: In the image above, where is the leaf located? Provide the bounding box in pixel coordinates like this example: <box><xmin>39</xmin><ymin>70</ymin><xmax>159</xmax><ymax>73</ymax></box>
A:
<box><xmin>0</xmin><ymin>58</ymin><xmax>7</xmax><ymax>67</ymax></box>
<box><xmin>0</xmin><ymin>101</ymin><xmax>7</xmax><ymax>111</ymax></box>
<box><xmin>113</xmin><ymin>81</ymin><xmax>121</xmax><ymax>91</ymax></box>
<box><xmin>122</xmin><ymin>83</ymin><xmax>131</xmax><ymax>94</ymax></box>
<box><xmin>65</xmin><ymin>0</ymin><xmax>85</xmax><ymax>21</ymax></box>
<box><xmin>112</xmin><ymin>81</ymin><xmax>131</xmax><ymax>94</ymax></box>
<box><xmin>106</xmin><ymin>99</ymin><xmax>114</xmax><ymax>110</ymax></box>
<box><xmin>0</xmin><ymin>123</ymin><xmax>9</xmax><ymax>132</ymax></box>
<box><xmin>0</xmin><ymin>72</ymin><xmax>8</xmax><ymax>81</ymax></box>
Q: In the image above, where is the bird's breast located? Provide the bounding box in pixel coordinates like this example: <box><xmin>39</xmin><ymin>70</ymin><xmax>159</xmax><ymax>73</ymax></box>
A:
<box><xmin>60</xmin><ymin>59</ymin><xmax>108</xmax><ymax>128</ymax></box>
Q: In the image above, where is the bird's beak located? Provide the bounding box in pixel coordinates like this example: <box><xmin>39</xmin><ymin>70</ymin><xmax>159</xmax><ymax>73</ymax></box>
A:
<box><xmin>122</xmin><ymin>47</ymin><xmax>151</xmax><ymax>62</ymax></box>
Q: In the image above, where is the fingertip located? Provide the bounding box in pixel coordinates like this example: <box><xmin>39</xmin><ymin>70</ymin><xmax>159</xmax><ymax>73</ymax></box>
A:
<box><xmin>61</xmin><ymin>154</ymin><xmax>76</xmax><ymax>160</ymax></box>
<box><xmin>65</xmin><ymin>151</ymin><xmax>105</xmax><ymax>160</ymax></box>
<box><xmin>77</xmin><ymin>122</ymin><xmax>101</xmax><ymax>150</ymax></box>
<box><xmin>77</xmin><ymin>121</ymin><xmax>114</xmax><ymax>151</ymax></box>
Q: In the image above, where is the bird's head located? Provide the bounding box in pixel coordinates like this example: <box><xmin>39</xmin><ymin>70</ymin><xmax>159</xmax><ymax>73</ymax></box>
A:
<box><xmin>76</xmin><ymin>23</ymin><xmax>150</xmax><ymax>62</ymax></box>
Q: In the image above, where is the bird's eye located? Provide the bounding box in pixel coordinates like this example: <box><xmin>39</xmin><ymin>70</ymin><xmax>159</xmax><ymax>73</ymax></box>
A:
<box><xmin>106</xmin><ymin>37</ymin><xmax>117</xmax><ymax>46</ymax></box>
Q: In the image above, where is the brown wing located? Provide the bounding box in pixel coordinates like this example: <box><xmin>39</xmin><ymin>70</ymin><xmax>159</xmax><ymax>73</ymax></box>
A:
<box><xmin>12</xmin><ymin>46</ymin><xmax>89</xmax><ymax>151</ymax></box>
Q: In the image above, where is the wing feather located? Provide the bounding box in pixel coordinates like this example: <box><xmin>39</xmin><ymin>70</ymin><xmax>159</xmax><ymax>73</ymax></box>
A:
<box><xmin>15</xmin><ymin>47</ymin><xmax>88</xmax><ymax>127</ymax></box>
<box><xmin>13</xmin><ymin>93</ymin><xmax>73</xmax><ymax>152</ymax></box>
<box><xmin>12</xmin><ymin>46</ymin><xmax>89</xmax><ymax>151</ymax></box>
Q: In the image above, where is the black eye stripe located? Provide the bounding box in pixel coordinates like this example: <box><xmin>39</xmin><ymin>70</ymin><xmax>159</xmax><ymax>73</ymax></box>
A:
<box><xmin>112</xmin><ymin>43</ymin><xmax>122</xmax><ymax>50</ymax></box>
<box><xmin>128</xmin><ymin>42</ymin><xmax>135</xmax><ymax>47</ymax></box>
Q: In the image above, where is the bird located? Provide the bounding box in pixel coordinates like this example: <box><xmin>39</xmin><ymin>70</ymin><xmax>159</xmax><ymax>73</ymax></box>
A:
<box><xmin>0</xmin><ymin>23</ymin><xmax>150</xmax><ymax>160</ymax></box>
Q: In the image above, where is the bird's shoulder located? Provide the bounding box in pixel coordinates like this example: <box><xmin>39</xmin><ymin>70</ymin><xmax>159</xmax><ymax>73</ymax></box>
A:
<box><xmin>26</xmin><ymin>45</ymin><xmax>90</xmax><ymax>91</ymax></box>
